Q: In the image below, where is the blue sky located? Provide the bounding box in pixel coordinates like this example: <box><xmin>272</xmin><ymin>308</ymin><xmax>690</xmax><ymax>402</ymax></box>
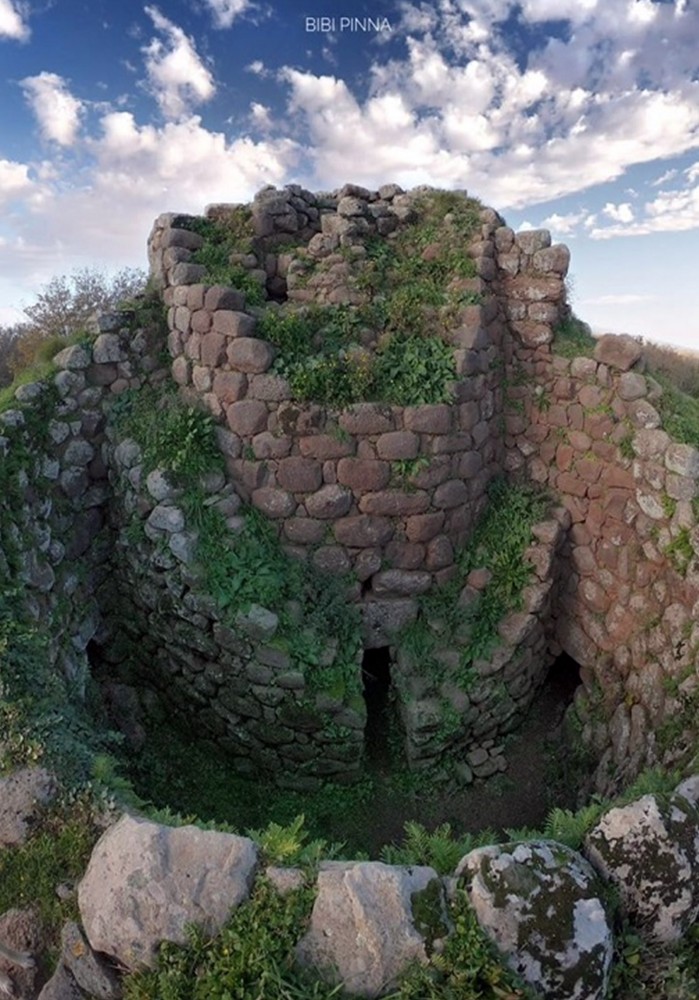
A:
<box><xmin>1</xmin><ymin>0</ymin><xmax>698</xmax><ymax>350</ymax></box>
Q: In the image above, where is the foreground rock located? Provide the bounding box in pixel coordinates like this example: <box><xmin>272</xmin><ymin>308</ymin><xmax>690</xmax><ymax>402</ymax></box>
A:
<box><xmin>78</xmin><ymin>815</ymin><xmax>258</xmax><ymax>968</ymax></box>
<box><xmin>296</xmin><ymin>861</ymin><xmax>442</xmax><ymax>997</ymax></box>
<box><xmin>0</xmin><ymin>768</ymin><xmax>57</xmax><ymax>847</ymax></box>
<box><xmin>585</xmin><ymin>781</ymin><xmax>699</xmax><ymax>943</ymax></box>
<box><xmin>457</xmin><ymin>840</ymin><xmax>612</xmax><ymax>1000</ymax></box>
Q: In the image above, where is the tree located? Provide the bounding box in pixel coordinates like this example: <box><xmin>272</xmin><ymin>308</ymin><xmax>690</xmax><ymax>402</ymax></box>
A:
<box><xmin>8</xmin><ymin>266</ymin><xmax>147</xmax><ymax>379</ymax></box>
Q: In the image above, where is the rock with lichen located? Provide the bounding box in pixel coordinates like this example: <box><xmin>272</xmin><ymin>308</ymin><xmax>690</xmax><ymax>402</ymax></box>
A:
<box><xmin>456</xmin><ymin>840</ymin><xmax>612</xmax><ymax>1000</ymax></box>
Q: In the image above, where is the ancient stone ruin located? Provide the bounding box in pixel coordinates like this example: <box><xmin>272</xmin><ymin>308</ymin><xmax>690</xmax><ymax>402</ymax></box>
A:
<box><xmin>2</xmin><ymin>183</ymin><xmax>699</xmax><ymax>802</ymax></box>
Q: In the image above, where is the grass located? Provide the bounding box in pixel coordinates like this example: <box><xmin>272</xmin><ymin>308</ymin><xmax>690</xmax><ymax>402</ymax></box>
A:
<box><xmin>0</xmin><ymin>796</ymin><xmax>101</xmax><ymax>956</ymax></box>
<box><xmin>551</xmin><ymin>314</ymin><xmax>597</xmax><ymax>358</ymax></box>
<box><xmin>400</xmin><ymin>477</ymin><xmax>550</xmax><ymax>690</ymax></box>
<box><xmin>187</xmin><ymin>213</ymin><xmax>266</xmax><ymax>305</ymax></box>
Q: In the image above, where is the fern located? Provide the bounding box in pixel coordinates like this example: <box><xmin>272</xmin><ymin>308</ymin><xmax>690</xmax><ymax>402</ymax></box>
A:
<box><xmin>381</xmin><ymin>822</ymin><xmax>497</xmax><ymax>875</ymax></box>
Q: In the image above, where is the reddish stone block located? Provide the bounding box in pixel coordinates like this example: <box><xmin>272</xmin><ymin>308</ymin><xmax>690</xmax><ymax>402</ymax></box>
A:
<box><xmin>576</xmin><ymin>458</ymin><xmax>601</xmax><ymax>483</ymax></box>
<box><xmin>568</xmin><ymin>430</ymin><xmax>592</xmax><ymax>451</ymax></box>
<box><xmin>204</xmin><ymin>286</ymin><xmax>245</xmax><ymax>311</ymax></box>
<box><xmin>334</xmin><ymin>515</ymin><xmax>393</xmax><ymax>547</ymax></box>
<box><xmin>405</xmin><ymin>511</ymin><xmax>445</xmax><ymax>543</ymax></box>
<box><xmin>376</xmin><ymin>431</ymin><xmax>419</xmax><ymax>460</ymax></box>
<box><xmin>252</xmin><ymin>432</ymin><xmax>292</xmax><ymax>459</ymax></box>
<box><xmin>299</xmin><ymin>435</ymin><xmax>355</xmax><ymax>460</ymax></box>
<box><xmin>412</xmin><ymin>456</ymin><xmax>452</xmax><ymax>489</ymax></box>
<box><xmin>458</xmin><ymin>401</ymin><xmax>479</xmax><ymax>429</ymax></box>
<box><xmin>385</xmin><ymin>541</ymin><xmax>425</xmax><ymax>570</ymax></box>
<box><xmin>227</xmin><ymin>337</ymin><xmax>275</xmax><ymax>373</ymax></box>
<box><xmin>339</xmin><ymin>403</ymin><xmax>395</xmax><ymax>434</ymax></box>
<box><xmin>183</xmin><ymin>332</ymin><xmax>201</xmax><ymax>360</ymax></box>
<box><xmin>354</xmin><ymin>548</ymin><xmax>382</xmax><ymax>581</ymax></box>
<box><xmin>311</xmin><ymin>546</ymin><xmax>352</xmax><ymax>575</ymax></box>
<box><xmin>433</xmin><ymin>479</ymin><xmax>469</xmax><ymax>509</ymax></box>
<box><xmin>431</xmin><ymin>434</ymin><xmax>472</xmax><ymax>454</ymax></box>
<box><xmin>226</xmin><ymin>399</ymin><xmax>267</xmax><ymax>435</ymax></box>
<box><xmin>278</xmin><ymin>457</ymin><xmax>323</xmax><ymax>493</ymax></box>
<box><xmin>585</xmin><ymin>413</ymin><xmax>614</xmax><ymax>440</ymax></box>
<box><xmin>556</xmin><ymin>444</ymin><xmax>574</xmax><ymax>472</ymax></box>
<box><xmin>548</xmin><ymin>404</ymin><xmax>568</xmax><ymax>428</ymax></box>
<box><xmin>305</xmin><ymin>484</ymin><xmax>352</xmax><ymax>519</ymax></box>
<box><xmin>425</xmin><ymin>535</ymin><xmax>454</xmax><ymax>570</ymax></box>
<box><xmin>251</xmin><ymin>487</ymin><xmax>296</xmax><ymax>518</ymax></box>
<box><xmin>247</xmin><ymin>375</ymin><xmax>291</xmax><ymax>401</ymax></box>
<box><xmin>186</xmin><ymin>284</ymin><xmax>206</xmax><ymax>310</ymax></box>
<box><xmin>359</xmin><ymin>490</ymin><xmax>430</xmax><ymax>517</ymax></box>
<box><xmin>191</xmin><ymin>309</ymin><xmax>212</xmax><ymax>334</ymax></box>
<box><xmin>568</xmin><ymin>404</ymin><xmax>584</xmax><ymax>430</ymax></box>
<box><xmin>372</xmin><ymin>569</ymin><xmax>432</xmax><ymax>596</ymax></box>
<box><xmin>213</xmin><ymin>310</ymin><xmax>256</xmax><ymax>338</ymax></box>
<box><xmin>200</xmin><ymin>332</ymin><xmax>227</xmax><ymax>367</ymax></box>
<box><xmin>171</xmin><ymin>357</ymin><xmax>190</xmax><ymax>385</ymax></box>
<box><xmin>337</xmin><ymin>458</ymin><xmax>390</xmax><ymax>492</ymax></box>
<box><xmin>283</xmin><ymin>518</ymin><xmax>326</xmax><ymax>544</ymax></box>
<box><xmin>404</xmin><ymin>404</ymin><xmax>452</xmax><ymax>434</ymax></box>
<box><xmin>213</xmin><ymin>372</ymin><xmax>248</xmax><ymax>404</ymax></box>
<box><xmin>571</xmin><ymin>545</ymin><xmax>595</xmax><ymax>575</ymax></box>
<box><xmin>581</xmin><ymin>579</ymin><xmax>610</xmax><ymax>614</ymax></box>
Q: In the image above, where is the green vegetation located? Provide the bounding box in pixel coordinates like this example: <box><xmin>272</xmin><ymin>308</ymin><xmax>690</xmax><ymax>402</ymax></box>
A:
<box><xmin>122</xmin><ymin>879</ymin><xmax>330</xmax><ymax>1000</ymax></box>
<box><xmin>664</xmin><ymin>527</ymin><xmax>693</xmax><ymax>576</ymax></box>
<box><xmin>0</xmin><ymin>796</ymin><xmax>100</xmax><ymax>952</ymax></box>
<box><xmin>400</xmin><ymin>478</ymin><xmax>550</xmax><ymax>690</ymax></box>
<box><xmin>109</xmin><ymin>383</ymin><xmax>362</xmax><ymax>699</ymax></box>
<box><xmin>653</xmin><ymin>372</ymin><xmax>699</xmax><ymax>450</ymax></box>
<box><xmin>380</xmin><ymin>821</ymin><xmax>496</xmax><ymax>875</ymax></box>
<box><xmin>551</xmin><ymin>314</ymin><xmax>597</xmax><ymax>359</ymax></box>
<box><xmin>188</xmin><ymin>213</ymin><xmax>266</xmax><ymax>305</ymax></box>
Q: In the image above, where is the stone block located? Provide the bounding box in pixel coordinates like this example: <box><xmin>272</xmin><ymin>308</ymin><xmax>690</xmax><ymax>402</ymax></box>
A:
<box><xmin>227</xmin><ymin>337</ymin><xmax>275</xmax><ymax>373</ymax></box>
<box><xmin>339</xmin><ymin>403</ymin><xmax>395</xmax><ymax>434</ymax></box>
<box><xmin>305</xmin><ymin>484</ymin><xmax>352</xmax><ymax>519</ymax></box>
<box><xmin>334</xmin><ymin>515</ymin><xmax>393</xmax><ymax>547</ymax></box>
<box><xmin>405</xmin><ymin>512</ymin><xmax>445</xmax><ymax>543</ymax></box>
<box><xmin>385</xmin><ymin>541</ymin><xmax>425</xmax><ymax>570</ymax></box>
<box><xmin>200</xmin><ymin>332</ymin><xmax>227</xmax><ymax>366</ymax></box>
<box><xmin>277</xmin><ymin>457</ymin><xmax>323</xmax><ymax>493</ymax></box>
<box><xmin>515</xmin><ymin>229</ymin><xmax>551</xmax><ymax>254</ymax></box>
<box><xmin>226</xmin><ymin>399</ymin><xmax>268</xmax><ymax>436</ymax></box>
<box><xmin>337</xmin><ymin>458</ymin><xmax>390</xmax><ymax>492</ymax></box>
<box><xmin>299</xmin><ymin>435</ymin><xmax>355</xmax><ymax>460</ymax></box>
<box><xmin>593</xmin><ymin>334</ymin><xmax>643</xmax><ymax>372</ymax></box>
<box><xmin>403</xmin><ymin>404</ymin><xmax>451</xmax><ymax>434</ymax></box>
<box><xmin>252</xmin><ymin>432</ymin><xmax>292</xmax><ymax>459</ymax></box>
<box><xmin>213</xmin><ymin>371</ymin><xmax>248</xmax><ymax>404</ymax></box>
<box><xmin>359</xmin><ymin>490</ymin><xmax>430</xmax><ymax>516</ymax></box>
<box><xmin>205</xmin><ymin>286</ymin><xmax>245</xmax><ymax>311</ymax></box>
<box><xmin>213</xmin><ymin>311</ymin><xmax>256</xmax><ymax>338</ymax></box>
<box><xmin>191</xmin><ymin>309</ymin><xmax>212</xmax><ymax>334</ymax></box>
<box><xmin>665</xmin><ymin>443</ymin><xmax>699</xmax><ymax>478</ymax></box>
<box><xmin>284</xmin><ymin>518</ymin><xmax>327</xmax><ymax>544</ymax></box>
<box><xmin>433</xmin><ymin>479</ymin><xmax>468</xmax><ymax>509</ymax></box>
<box><xmin>376</xmin><ymin>431</ymin><xmax>419</xmax><ymax>460</ymax></box>
<box><xmin>251</xmin><ymin>488</ymin><xmax>296</xmax><ymax>518</ymax></box>
<box><xmin>311</xmin><ymin>546</ymin><xmax>352</xmax><ymax>575</ymax></box>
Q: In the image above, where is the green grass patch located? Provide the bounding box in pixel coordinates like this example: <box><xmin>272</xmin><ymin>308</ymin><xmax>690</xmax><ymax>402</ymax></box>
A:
<box><xmin>187</xmin><ymin>213</ymin><xmax>266</xmax><ymax>304</ymax></box>
<box><xmin>551</xmin><ymin>315</ymin><xmax>597</xmax><ymax>359</ymax></box>
<box><xmin>0</xmin><ymin>798</ymin><xmax>100</xmax><ymax>947</ymax></box>
<box><xmin>653</xmin><ymin>372</ymin><xmax>699</xmax><ymax>449</ymax></box>
<box><xmin>400</xmin><ymin>478</ymin><xmax>550</xmax><ymax>686</ymax></box>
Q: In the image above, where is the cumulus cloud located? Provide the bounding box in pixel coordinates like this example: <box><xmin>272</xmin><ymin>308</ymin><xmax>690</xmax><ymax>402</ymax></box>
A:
<box><xmin>201</xmin><ymin>0</ymin><xmax>253</xmax><ymax>29</ymax></box>
<box><xmin>142</xmin><ymin>7</ymin><xmax>215</xmax><ymax>118</ymax></box>
<box><xmin>0</xmin><ymin>0</ymin><xmax>29</xmax><ymax>40</ymax></box>
<box><xmin>0</xmin><ymin>158</ymin><xmax>33</xmax><ymax>205</ymax></box>
<box><xmin>603</xmin><ymin>201</ymin><xmax>635</xmax><ymax>223</ymax></box>
<box><xmin>590</xmin><ymin>171</ymin><xmax>699</xmax><ymax>238</ymax></box>
<box><xmin>21</xmin><ymin>72</ymin><xmax>83</xmax><ymax>145</ymax></box>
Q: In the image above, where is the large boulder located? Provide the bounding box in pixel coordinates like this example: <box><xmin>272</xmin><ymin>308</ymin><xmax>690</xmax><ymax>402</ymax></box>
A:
<box><xmin>78</xmin><ymin>815</ymin><xmax>258</xmax><ymax>969</ymax></box>
<box><xmin>457</xmin><ymin>840</ymin><xmax>612</xmax><ymax>1000</ymax></box>
<box><xmin>593</xmin><ymin>334</ymin><xmax>643</xmax><ymax>371</ymax></box>
<box><xmin>295</xmin><ymin>861</ymin><xmax>443</xmax><ymax>997</ymax></box>
<box><xmin>585</xmin><ymin>782</ymin><xmax>699</xmax><ymax>943</ymax></box>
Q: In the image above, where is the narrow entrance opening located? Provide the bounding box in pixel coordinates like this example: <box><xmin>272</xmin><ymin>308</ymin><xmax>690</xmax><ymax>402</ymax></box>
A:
<box><xmin>361</xmin><ymin>646</ymin><xmax>392</xmax><ymax>770</ymax></box>
<box><xmin>546</xmin><ymin>651</ymin><xmax>582</xmax><ymax>714</ymax></box>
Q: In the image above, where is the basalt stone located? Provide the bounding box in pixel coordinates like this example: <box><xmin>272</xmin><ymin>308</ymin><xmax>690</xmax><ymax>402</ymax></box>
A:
<box><xmin>305</xmin><ymin>484</ymin><xmax>352</xmax><ymax>519</ymax></box>
<box><xmin>593</xmin><ymin>334</ymin><xmax>643</xmax><ymax>372</ymax></box>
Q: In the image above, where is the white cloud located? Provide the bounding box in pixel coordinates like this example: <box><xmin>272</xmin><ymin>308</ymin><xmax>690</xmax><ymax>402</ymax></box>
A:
<box><xmin>590</xmin><ymin>172</ymin><xmax>699</xmax><ymax>238</ymax></box>
<box><xmin>249</xmin><ymin>102</ymin><xmax>272</xmax><ymax>130</ymax></box>
<box><xmin>0</xmin><ymin>158</ymin><xmax>33</xmax><ymax>206</ymax></box>
<box><xmin>651</xmin><ymin>168</ymin><xmax>678</xmax><ymax>186</ymax></box>
<box><xmin>603</xmin><ymin>201</ymin><xmax>634</xmax><ymax>222</ymax></box>
<box><xmin>21</xmin><ymin>73</ymin><xmax>83</xmax><ymax>145</ymax></box>
<box><xmin>143</xmin><ymin>7</ymin><xmax>215</xmax><ymax>119</ymax></box>
<box><xmin>201</xmin><ymin>0</ymin><xmax>253</xmax><ymax>29</ymax></box>
<box><xmin>0</xmin><ymin>0</ymin><xmax>29</xmax><ymax>40</ymax></box>
<box><xmin>539</xmin><ymin>210</ymin><xmax>593</xmax><ymax>236</ymax></box>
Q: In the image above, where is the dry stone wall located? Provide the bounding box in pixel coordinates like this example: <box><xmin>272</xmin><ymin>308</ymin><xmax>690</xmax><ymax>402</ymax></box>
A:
<box><xmin>5</xmin><ymin>181</ymin><xmax>699</xmax><ymax>798</ymax></box>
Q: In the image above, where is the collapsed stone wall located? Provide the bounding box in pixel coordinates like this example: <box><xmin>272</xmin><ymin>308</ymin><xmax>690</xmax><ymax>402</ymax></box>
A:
<box><xmin>0</xmin><ymin>317</ymin><xmax>164</xmax><ymax>719</ymax></box>
<box><xmin>4</xmin><ymin>181</ymin><xmax>699</xmax><ymax>797</ymax></box>
<box><xmin>498</xmin><ymin>322</ymin><xmax>699</xmax><ymax>794</ymax></box>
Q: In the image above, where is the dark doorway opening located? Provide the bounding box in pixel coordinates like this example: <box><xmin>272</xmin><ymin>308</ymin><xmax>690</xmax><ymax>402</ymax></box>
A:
<box><xmin>362</xmin><ymin>647</ymin><xmax>393</xmax><ymax>771</ymax></box>
<box><xmin>546</xmin><ymin>651</ymin><xmax>582</xmax><ymax>716</ymax></box>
